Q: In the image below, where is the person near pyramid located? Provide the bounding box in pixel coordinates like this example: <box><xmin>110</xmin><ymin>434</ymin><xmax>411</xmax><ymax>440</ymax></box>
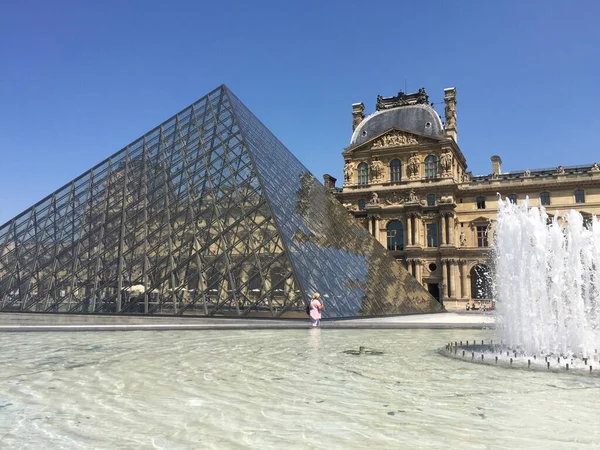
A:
<box><xmin>309</xmin><ymin>293</ymin><xmax>323</xmax><ymax>327</ymax></box>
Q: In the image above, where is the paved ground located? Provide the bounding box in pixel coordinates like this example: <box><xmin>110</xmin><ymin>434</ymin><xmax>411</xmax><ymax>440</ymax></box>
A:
<box><xmin>0</xmin><ymin>311</ymin><xmax>495</xmax><ymax>332</ymax></box>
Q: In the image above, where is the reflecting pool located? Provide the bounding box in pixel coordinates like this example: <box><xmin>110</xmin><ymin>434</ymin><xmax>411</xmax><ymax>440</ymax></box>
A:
<box><xmin>1</xmin><ymin>329</ymin><xmax>599</xmax><ymax>449</ymax></box>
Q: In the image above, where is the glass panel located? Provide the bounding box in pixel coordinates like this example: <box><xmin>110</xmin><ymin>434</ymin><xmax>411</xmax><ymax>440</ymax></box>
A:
<box><xmin>540</xmin><ymin>192</ymin><xmax>550</xmax><ymax>206</ymax></box>
<box><xmin>426</xmin><ymin>223</ymin><xmax>438</xmax><ymax>248</ymax></box>
<box><xmin>357</xmin><ymin>163</ymin><xmax>369</xmax><ymax>185</ymax></box>
<box><xmin>390</xmin><ymin>159</ymin><xmax>402</xmax><ymax>182</ymax></box>
<box><xmin>424</xmin><ymin>155</ymin><xmax>437</xmax><ymax>179</ymax></box>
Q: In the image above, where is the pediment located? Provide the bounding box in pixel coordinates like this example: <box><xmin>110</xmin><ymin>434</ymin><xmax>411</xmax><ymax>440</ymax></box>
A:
<box><xmin>346</xmin><ymin>127</ymin><xmax>442</xmax><ymax>154</ymax></box>
<box><xmin>469</xmin><ymin>216</ymin><xmax>492</xmax><ymax>228</ymax></box>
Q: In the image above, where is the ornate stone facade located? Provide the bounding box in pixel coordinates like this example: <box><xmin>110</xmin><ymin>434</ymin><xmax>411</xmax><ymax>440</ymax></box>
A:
<box><xmin>330</xmin><ymin>87</ymin><xmax>600</xmax><ymax>310</ymax></box>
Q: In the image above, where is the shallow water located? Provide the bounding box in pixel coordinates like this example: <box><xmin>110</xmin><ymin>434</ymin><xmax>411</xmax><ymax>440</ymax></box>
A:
<box><xmin>1</xmin><ymin>329</ymin><xmax>599</xmax><ymax>449</ymax></box>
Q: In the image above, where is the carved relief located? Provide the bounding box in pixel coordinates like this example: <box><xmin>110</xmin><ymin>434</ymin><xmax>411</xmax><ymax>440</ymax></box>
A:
<box><xmin>459</xmin><ymin>232</ymin><xmax>467</xmax><ymax>247</ymax></box>
<box><xmin>369</xmin><ymin>158</ymin><xmax>385</xmax><ymax>182</ymax></box>
<box><xmin>343</xmin><ymin>161</ymin><xmax>355</xmax><ymax>185</ymax></box>
<box><xmin>407</xmin><ymin>153</ymin><xmax>420</xmax><ymax>179</ymax></box>
<box><xmin>384</xmin><ymin>192</ymin><xmax>404</xmax><ymax>206</ymax></box>
<box><xmin>371</xmin><ymin>131</ymin><xmax>418</xmax><ymax>149</ymax></box>
<box><xmin>462</xmin><ymin>171</ymin><xmax>472</xmax><ymax>182</ymax></box>
<box><xmin>342</xmin><ymin>202</ymin><xmax>357</xmax><ymax>211</ymax></box>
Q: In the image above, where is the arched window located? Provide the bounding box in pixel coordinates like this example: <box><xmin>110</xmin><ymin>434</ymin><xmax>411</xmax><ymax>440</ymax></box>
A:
<box><xmin>424</xmin><ymin>155</ymin><xmax>438</xmax><ymax>179</ymax></box>
<box><xmin>357</xmin><ymin>162</ymin><xmax>369</xmax><ymax>185</ymax></box>
<box><xmin>386</xmin><ymin>220</ymin><xmax>404</xmax><ymax>251</ymax></box>
<box><xmin>426</xmin><ymin>194</ymin><xmax>436</xmax><ymax>206</ymax></box>
<box><xmin>575</xmin><ymin>189</ymin><xmax>585</xmax><ymax>204</ymax></box>
<box><xmin>390</xmin><ymin>159</ymin><xmax>402</xmax><ymax>183</ymax></box>
<box><xmin>470</xmin><ymin>264</ymin><xmax>492</xmax><ymax>299</ymax></box>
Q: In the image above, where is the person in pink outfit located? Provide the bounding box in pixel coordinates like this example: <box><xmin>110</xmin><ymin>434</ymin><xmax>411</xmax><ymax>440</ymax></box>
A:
<box><xmin>309</xmin><ymin>293</ymin><xmax>323</xmax><ymax>327</ymax></box>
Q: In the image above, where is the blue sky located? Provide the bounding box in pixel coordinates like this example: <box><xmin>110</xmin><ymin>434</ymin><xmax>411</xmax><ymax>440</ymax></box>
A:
<box><xmin>1</xmin><ymin>0</ymin><xmax>598</xmax><ymax>224</ymax></box>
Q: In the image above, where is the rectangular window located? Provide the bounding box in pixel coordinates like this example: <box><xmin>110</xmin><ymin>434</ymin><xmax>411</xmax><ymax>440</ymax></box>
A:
<box><xmin>426</xmin><ymin>223</ymin><xmax>438</xmax><ymax>248</ymax></box>
<box><xmin>427</xmin><ymin>194</ymin><xmax>436</xmax><ymax>206</ymax></box>
<box><xmin>390</xmin><ymin>160</ymin><xmax>402</xmax><ymax>183</ymax></box>
<box><xmin>540</xmin><ymin>192</ymin><xmax>550</xmax><ymax>206</ymax></box>
<box><xmin>476</xmin><ymin>196</ymin><xmax>486</xmax><ymax>209</ymax></box>
<box><xmin>477</xmin><ymin>226</ymin><xmax>488</xmax><ymax>247</ymax></box>
<box><xmin>575</xmin><ymin>190</ymin><xmax>585</xmax><ymax>204</ymax></box>
<box><xmin>358</xmin><ymin>199</ymin><xmax>366</xmax><ymax>211</ymax></box>
<box><xmin>508</xmin><ymin>194</ymin><xmax>517</xmax><ymax>204</ymax></box>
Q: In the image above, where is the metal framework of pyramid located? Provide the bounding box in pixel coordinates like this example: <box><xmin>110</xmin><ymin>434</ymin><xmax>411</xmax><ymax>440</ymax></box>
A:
<box><xmin>0</xmin><ymin>85</ymin><xmax>442</xmax><ymax>318</ymax></box>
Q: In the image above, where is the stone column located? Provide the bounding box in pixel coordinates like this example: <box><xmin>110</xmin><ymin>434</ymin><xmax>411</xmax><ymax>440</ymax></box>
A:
<box><xmin>442</xmin><ymin>259</ymin><xmax>448</xmax><ymax>297</ymax></box>
<box><xmin>413</xmin><ymin>215</ymin><xmax>421</xmax><ymax>246</ymax></box>
<box><xmin>415</xmin><ymin>261</ymin><xmax>422</xmax><ymax>284</ymax></box>
<box><xmin>440</xmin><ymin>215</ymin><xmax>446</xmax><ymax>245</ymax></box>
<box><xmin>406</xmin><ymin>215</ymin><xmax>413</xmax><ymax>246</ymax></box>
<box><xmin>448</xmin><ymin>215</ymin><xmax>454</xmax><ymax>246</ymax></box>
<box><xmin>460</xmin><ymin>261</ymin><xmax>468</xmax><ymax>299</ymax></box>
<box><xmin>449</xmin><ymin>260</ymin><xmax>457</xmax><ymax>298</ymax></box>
<box><xmin>374</xmin><ymin>216</ymin><xmax>380</xmax><ymax>242</ymax></box>
<box><xmin>367</xmin><ymin>216</ymin><xmax>373</xmax><ymax>235</ymax></box>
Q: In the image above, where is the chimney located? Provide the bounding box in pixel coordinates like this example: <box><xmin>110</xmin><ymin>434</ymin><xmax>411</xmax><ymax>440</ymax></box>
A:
<box><xmin>443</xmin><ymin>88</ymin><xmax>457</xmax><ymax>142</ymax></box>
<box><xmin>323</xmin><ymin>174</ymin><xmax>337</xmax><ymax>190</ymax></box>
<box><xmin>491</xmin><ymin>155</ymin><xmax>502</xmax><ymax>175</ymax></box>
<box><xmin>352</xmin><ymin>102</ymin><xmax>365</xmax><ymax>131</ymax></box>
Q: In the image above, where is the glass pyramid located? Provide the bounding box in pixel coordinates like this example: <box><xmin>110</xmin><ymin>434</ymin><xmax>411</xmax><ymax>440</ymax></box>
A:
<box><xmin>0</xmin><ymin>85</ymin><xmax>442</xmax><ymax>318</ymax></box>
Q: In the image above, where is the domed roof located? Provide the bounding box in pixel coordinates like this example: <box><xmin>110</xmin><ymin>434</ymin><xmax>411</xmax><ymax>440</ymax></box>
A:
<box><xmin>350</xmin><ymin>104</ymin><xmax>444</xmax><ymax>146</ymax></box>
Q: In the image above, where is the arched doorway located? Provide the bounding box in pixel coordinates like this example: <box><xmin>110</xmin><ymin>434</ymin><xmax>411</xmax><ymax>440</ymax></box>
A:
<box><xmin>470</xmin><ymin>264</ymin><xmax>492</xmax><ymax>299</ymax></box>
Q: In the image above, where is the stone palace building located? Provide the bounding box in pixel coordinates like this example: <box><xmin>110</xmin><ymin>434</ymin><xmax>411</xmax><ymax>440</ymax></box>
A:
<box><xmin>327</xmin><ymin>87</ymin><xmax>600</xmax><ymax>308</ymax></box>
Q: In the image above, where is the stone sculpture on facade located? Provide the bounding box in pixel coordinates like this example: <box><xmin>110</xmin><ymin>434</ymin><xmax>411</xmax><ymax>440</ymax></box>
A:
<box><xmin>440</xmin><ymin>150</ymin><xmax>453</xmax><ymax>177</ymax></box>
<box><xmin>407</xmin><ymin>153</ymin><xmax>420</xmax><ymax>179</ymax></box>
<box><xmin>343</xmin><ymin>161</ymin><xmax>355</xmax><ymax>185</ymax></box>
<box><xmin>368</xmin><ymin>192</ymin><xmax>380</xmax><ymax>205</ymax></box>
<box><xmin>460</xmin><ymin>232</ymin><xmax>467</xmax><ymax>247</ymax></box>
<box><xmin>370</xmin><ymin>158</ymin><xmax>385</xmax><ymax>182</ymax></box>
<box><xmin>556</xmin><ymin>165</ymin><xmax>565</xmax><ymax>174</ymax></box>
<box><xmin>371</xmin><ymin>131</ymin><xmax>418</xmax><ymax>149</ymax></box>
<box><xmin>524</xmin><ymin>169</ymin><xmax>531</xmax><ymax>177</ymax></box>
<box><xmin>407</xmin><ymin>189</ymin><xmax>419</xmax><ymax>203</ymax></box>
<box><xmin>591</xmin><ymin>162</ymin><xmax>600</xmax><ymax>172</ymax></box>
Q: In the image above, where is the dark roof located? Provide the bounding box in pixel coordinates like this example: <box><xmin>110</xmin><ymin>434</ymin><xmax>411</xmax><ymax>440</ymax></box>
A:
<box><xmin>350</xmin><ymin>104</ymin><xmax>444</xmax><ymax>146</ymax></box>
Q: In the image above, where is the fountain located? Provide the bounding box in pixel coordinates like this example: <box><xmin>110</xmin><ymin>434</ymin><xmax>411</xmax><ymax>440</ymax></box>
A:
<box><xmin>443</xmin><ymin>197</ymin><xmax>600</xmax><ymax>373</ymax></box>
